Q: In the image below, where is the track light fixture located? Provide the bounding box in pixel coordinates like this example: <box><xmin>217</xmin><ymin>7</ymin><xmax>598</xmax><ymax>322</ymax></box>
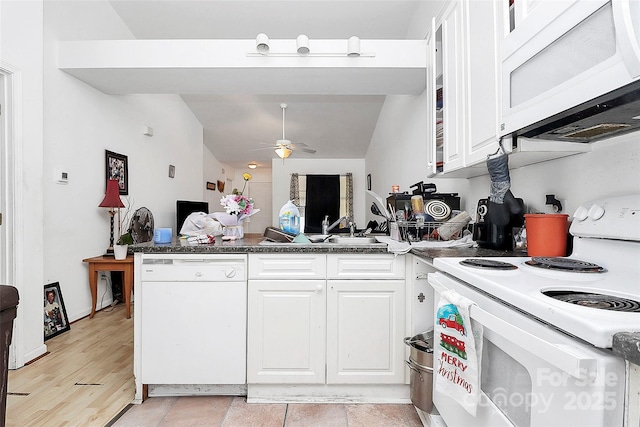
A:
<box><xmin>256</xmin><ymin>33</ymin><xmax>270</xmax><ymax>54</ymax></box>
<box><xmin>249</xmin><ymin>34</ymin><xmax>374</xmax><ymax>57</ymax></box>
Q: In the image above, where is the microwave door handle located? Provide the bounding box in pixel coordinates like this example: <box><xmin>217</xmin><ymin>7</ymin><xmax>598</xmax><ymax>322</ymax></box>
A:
<box><xmin>429</xmin><ymin>274</ymin><xmax>597</xmax><ymax>380</ymax></box>
<box><xmin>613</xmin><ymin>0</ymin><xmax>640</xmax><ymax>78</ymax></box>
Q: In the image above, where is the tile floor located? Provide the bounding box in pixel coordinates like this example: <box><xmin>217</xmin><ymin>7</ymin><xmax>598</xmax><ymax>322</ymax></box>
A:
<box><xmin>109</xmin><ymin>396</ymin><xmax>424</xmax><ymax>427</ymax></box>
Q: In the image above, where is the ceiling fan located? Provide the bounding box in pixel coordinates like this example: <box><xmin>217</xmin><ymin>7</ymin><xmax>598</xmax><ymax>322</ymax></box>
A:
<box><xmin>253</xmin><ymin>103</ymin><xmax>317</xmax><ymax>159</ymax></box>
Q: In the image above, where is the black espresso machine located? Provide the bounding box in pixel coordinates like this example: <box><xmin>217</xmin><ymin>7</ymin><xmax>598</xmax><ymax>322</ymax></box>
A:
<box><xmin>473</xmin><ymin>197</ymin><xmax>525</xmax><ymax>250</ymax></box>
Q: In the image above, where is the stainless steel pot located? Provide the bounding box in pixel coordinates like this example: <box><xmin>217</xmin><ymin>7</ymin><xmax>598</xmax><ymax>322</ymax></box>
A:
<box><xmin>404</xmin><ymin>331</ymin><xmax>434</xmax><ymax>413</ymax></box>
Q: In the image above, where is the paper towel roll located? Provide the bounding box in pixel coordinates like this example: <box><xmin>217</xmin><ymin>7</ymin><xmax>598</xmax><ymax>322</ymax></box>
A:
<box><xmin>437</xmin><ymin>211</ymin><xmax>471</xmax><ymax>240</ymax></box>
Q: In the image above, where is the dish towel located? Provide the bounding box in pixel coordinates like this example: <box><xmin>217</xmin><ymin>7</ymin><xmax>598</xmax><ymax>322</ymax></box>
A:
<box><xmin>434</xmin><ymin>289</ymin><xmax>483</xmax><ymax>416</ymax></box>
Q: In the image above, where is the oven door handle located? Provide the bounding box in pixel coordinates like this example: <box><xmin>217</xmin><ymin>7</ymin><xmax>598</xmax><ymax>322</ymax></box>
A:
<box><xmin>430</xmin><ymin>274</ymin><xmax>598</xmax><ymax>380</ymax></box>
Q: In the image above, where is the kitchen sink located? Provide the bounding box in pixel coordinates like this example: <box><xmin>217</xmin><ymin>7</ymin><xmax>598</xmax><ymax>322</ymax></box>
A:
<box><xmin>327</xmin><ymin>236</ymin><xmax>379</xmax><ymax>244</ymax></box>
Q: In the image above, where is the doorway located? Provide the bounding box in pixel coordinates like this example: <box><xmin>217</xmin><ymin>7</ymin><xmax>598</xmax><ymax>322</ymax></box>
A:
<box><xmin>1</xmin><ymin>64</ymin><xmax>24</xmax><ymax>368</ymax></box>
<box><xmin>247</xmin><ymin>181</ymin><xmax>272</xmax><ymax>233</ymax></box>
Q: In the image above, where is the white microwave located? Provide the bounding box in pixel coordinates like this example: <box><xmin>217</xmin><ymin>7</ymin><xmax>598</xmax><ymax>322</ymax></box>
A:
<box><xmin>500</xmin><ymin>0</ymin><xmax>640</xmax><ymax>139</ymax></box>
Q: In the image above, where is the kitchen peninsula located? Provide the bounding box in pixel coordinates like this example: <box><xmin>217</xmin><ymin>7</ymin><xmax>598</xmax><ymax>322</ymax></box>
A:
<box><xmin>130</xmin><ymin>234</ymin><xmax>502</xmax><ymax>404</ymax></box>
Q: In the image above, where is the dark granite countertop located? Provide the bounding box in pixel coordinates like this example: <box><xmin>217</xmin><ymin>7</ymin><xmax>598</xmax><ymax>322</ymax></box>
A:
<box><xmin>131</xmin><ymin>233</ymin><xmax>520</xmax><ymax>258</ymax></box>
<box><xmin>613</xmin><ymin>332</ymin><xmax>640</xmax><ymax>366</ymax></box>
<box><xmin>409</xmin><ymin>246</ymin><xmax>518</xmax><ymax>262</ymax></box>
<box><xmin>131</xmin><ymin>233</ymin><xmax>389</xmax><ymax>254</ymax></box>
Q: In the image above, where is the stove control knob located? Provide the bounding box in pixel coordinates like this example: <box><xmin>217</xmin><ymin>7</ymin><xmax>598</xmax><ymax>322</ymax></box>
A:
<box><xmin>587</xmin><ymin>204</ymin><xmax>605</xmax><ymax>220</ymax></box>
<box><xmin>573</xmin><ymin>205</ymin><xmax>588</xmax><ymax>221</ymax></box>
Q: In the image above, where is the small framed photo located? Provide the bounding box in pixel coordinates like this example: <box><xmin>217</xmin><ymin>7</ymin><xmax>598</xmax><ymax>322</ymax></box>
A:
<box><xmin>44</xmin><ymin>282</ymin><xmax>70</xmax><ymax>340</ymax></box>
<box><xmin>206</xmin><ymin>181</ymin><xmax>216</xmax><ymax>191</ymax></box>
<box><xmin>106</xmin><ymin>150</ymin><xmax>128</xmax><ymax>195</ymax></box>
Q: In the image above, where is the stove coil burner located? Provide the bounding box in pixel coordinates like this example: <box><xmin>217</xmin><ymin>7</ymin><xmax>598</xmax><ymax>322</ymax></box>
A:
<box><xmin>525</xmin><ymin>257</ymin><xmax>606</xmax><ymax>273</ymax></box>
<box><xmin>543</xmin><ymin>291</ymin><xmax>640</xmax><ymax>312</ymax></box>
<box><xmin>459</xmin><ymin>259</ymin><xmax>518</xmax><ymax>270</ymax></box>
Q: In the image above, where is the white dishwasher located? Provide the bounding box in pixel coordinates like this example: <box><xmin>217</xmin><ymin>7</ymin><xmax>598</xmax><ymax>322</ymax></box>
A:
<box><xmin>139</xmin><ymin>254</ymin><xmax>247</xmax><ymax>390</ymax></box>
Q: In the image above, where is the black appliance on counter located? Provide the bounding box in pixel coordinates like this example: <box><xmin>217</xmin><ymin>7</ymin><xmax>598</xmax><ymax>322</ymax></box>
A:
<box><xmin>473</xmin><ymin>198</ymin><xmax>525</xmax><ymax>250</ymax></box>
<box><xmin>386</xmin><ymin>182</ymin><xmax>460</xmax><ymax>219</ymax></box>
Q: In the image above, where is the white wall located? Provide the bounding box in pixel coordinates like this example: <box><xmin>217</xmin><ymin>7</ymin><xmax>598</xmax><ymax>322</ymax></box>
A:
<box><xmin>365</xmin><ymin>94</ymin><xmax>469</xmax><ymax>218</ymax></box>
<box><xmin>467</xmin><ymin>133</ymin><xmax>640</xmax><ymax>215</ymax></box>
<box><xmin>1</xmin><ymin>0</ymin><xmax>46</xmax><ymax>366</ymax></box>
<box><xmin>41</xmin><ymin>0</ymin><xmax>205</xmax><ymax>342</ymax></box>
<box><xmin>202</xmin><ymin>148</ymin><xmax>235</xmax><ymax>215</ymax></box>
<box><xmin>271</xmin><ymin>158</ymin><xmax>366</xmax><ymax>229</ymax></box>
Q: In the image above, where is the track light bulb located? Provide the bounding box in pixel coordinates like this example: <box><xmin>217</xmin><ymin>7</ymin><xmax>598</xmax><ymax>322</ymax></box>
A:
<box><xmin>347</xmin><ymin>36</ymin><xmax>361</xmax><ymax>57</ymax></box>
<box><xmin>256</xmin><ymin>33</ymin><xmax>270</xmax><ymax>54</ymax></box>
<box><xmin>296</xmin><ymin>34</ymin><xmax>310</xmax><ymax>55</ymax></box>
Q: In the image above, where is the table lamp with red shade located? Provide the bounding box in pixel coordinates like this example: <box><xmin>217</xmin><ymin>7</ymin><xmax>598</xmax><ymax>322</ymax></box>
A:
<box><xmin>99</xmin><ymin>179</ymin><xmax>124</xmax><ymax>255</ymax></box>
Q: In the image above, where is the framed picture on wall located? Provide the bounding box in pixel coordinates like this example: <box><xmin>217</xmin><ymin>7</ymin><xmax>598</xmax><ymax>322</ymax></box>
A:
<box><xmin>105</xmin><ymin>150</ymin><xmax>128</xmax><ymax>195</ymax></box>
<box><xmin>44</xmin><ymin>282</ymin><xmax>70</xmax><ymax>340</ymax></box>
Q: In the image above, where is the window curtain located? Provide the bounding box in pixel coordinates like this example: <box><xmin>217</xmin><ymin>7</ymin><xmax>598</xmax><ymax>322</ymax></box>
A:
<box><xmin>289</xmin><ymin>173</ymin><xmax>300</xmax><ymax>205</ymax></box>
<box><xmin>304</xmin><ymin>175</ymin><xmax>340</xmax><ymax>233</ymax></box>
<box><xmin>346</xmin><ymin>173</ymin><xmax>353</xmax><ymax>222</ymax></box>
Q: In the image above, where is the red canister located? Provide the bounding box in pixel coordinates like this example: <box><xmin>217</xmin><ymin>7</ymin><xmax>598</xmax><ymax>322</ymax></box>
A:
<box><xmin>524</xmin><ymin>214</ymin><xmax>569</xmax><ymax>257</ymax></box>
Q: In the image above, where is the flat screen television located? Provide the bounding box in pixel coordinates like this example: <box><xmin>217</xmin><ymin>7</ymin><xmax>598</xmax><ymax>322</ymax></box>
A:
<box><xmin>176</xmin><ymin>200</ymin><xmax>209</xmax><ymax>233</ymax></box>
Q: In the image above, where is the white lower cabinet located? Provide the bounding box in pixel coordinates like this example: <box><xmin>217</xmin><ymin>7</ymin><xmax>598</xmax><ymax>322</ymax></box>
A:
<box><xmin>247</xmin><ymin>279</ymin><xmax>326</xmax><ymax>384</ymax></box>
<box><xmin>326</xmin><ymin>279</ymin><xmax>406</xmax><ymax>384</ymax></box>
<box><xmin>247</xmin><ymin>253</ymin><xmax>406</xmax><ymax>388</ymax></box>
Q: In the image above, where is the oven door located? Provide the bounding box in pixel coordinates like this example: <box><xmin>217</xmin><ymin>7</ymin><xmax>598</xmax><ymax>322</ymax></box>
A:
<box><xmin>428</xmin><ymin>272</ymin><xmax>625</xmax><ymax>427</ymax></box>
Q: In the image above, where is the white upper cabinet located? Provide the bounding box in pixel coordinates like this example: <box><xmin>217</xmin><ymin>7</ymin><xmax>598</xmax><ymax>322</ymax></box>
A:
<box><xmin>462</xmin><ymin>0</ymin><xmax>507</xmax><ymax>166</ymax></box>
<box><xmin>426</xmin><ymin>0</ymin><xmax>589</xmax><ymax>178</ymax></box>
<box><xmin>440</xmin><ymin>1</ymin><xmax>466</xmax><ymax>173</ymax></box>
<box><xmin>427</xmin><ymin>0</ymin><xmax>508</xmax><ymax>177</ymax></box>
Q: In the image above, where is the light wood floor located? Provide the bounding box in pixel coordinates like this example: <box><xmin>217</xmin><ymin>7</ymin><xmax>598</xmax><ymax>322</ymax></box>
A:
<box><xmin>6</xmin><ymin>303</ymin><xmax>134</xmax><ymax>427</ymax></box>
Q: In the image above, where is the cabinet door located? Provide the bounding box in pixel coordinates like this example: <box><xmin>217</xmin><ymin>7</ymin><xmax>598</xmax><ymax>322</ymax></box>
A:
<box><xmin>463</xmin><ymin>0</ymin><xmax>507</xmax><ymax>166</ymax></box>
<box><xmin>426</xmin><ymin>17</ymin><xmax>439</xmax><ymax>177</ymax></box>
<box><xmin>326</xmin><ymin>280</ymin><xmax>406</xmax><ymax>384</ymax></box>
<box><xmin>441</xmin><ymin>0</ymin><xmax>466</xmax><ymax>172</ymax></box>
<box><xmin>247</xmin><ymin>279</ymin><xmax>326</xmax><ymax>384</ymax></box>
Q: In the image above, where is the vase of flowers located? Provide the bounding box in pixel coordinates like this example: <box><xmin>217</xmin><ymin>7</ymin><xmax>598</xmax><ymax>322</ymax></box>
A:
<box><xmin>211</xmin><ymin>193</ymin><xmax>260</xmax><ymax>239</ymax></box>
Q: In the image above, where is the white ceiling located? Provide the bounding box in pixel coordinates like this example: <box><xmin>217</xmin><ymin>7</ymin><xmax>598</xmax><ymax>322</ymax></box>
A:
<box><xmin>107</xmin><ymin>0</ymin><xmax>428</xmax><ymax>169</ymax></box>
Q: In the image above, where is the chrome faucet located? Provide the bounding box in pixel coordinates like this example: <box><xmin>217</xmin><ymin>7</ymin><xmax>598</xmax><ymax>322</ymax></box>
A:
<box><xmin>349</xmin><ymin>221</ymin><xmax>356</xmax><ymax>237</ymax></box>
<box><xmin>322</xmin><ymin>215</ymin><xmax>347</xmax><ymax>235</ymax></box>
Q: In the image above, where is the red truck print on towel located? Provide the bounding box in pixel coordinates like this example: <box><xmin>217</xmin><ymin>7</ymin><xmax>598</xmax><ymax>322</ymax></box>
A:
<box><xmin>437</xmin><ymin>305</ymin><xmax>466</xmax><ymax>336</ymax></box>
<box><xmin>437</xmin><ymin>303</ymin><xmax>468</xmax><ymax>359</ymax></box>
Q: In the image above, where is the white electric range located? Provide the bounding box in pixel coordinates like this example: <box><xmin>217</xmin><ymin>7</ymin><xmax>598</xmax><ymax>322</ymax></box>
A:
<box><xmin>428</xmin><ymin>194</ymin><xmax>640</xmax><ymax>427</ymax></box>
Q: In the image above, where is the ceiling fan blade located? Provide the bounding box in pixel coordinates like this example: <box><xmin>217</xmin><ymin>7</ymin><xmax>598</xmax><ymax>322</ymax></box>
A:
<box><xmin>249</xmin><ymin>146</ymin><xmax>277</xmax><ymax>152</ymax></box>
<box><xmin>290</xmin><ymin>142</ymin><xmax>316</xmax><ymax>154</ymax></box>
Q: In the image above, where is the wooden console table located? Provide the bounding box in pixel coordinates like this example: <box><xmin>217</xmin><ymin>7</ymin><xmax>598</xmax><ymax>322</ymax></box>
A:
<box><xmin>82</xmin><ymin>255</ymin><xmax>134</xmax><ymax>319</ymax></box>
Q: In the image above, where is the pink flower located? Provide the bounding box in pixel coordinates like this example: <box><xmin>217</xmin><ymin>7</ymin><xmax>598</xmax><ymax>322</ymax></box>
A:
<box><xmin>221</xmin><ymin>194</ymin><xmax>254</xmax><ymax>217</ymax></box>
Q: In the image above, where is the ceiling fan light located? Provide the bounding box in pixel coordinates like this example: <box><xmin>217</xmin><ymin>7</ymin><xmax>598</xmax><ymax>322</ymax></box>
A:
<box><xmin>256</xmin><ymin>33</ymin><xmax>270</xmax><ymax>54</ymax></box>
<box><xmin>347</xmin><ymin>36</ymin><xmax>361</xmax><ymax>57</ymax></box>
<box><xmin>296</xmin><ymin>34</ymin><xmax>310</xmax><ymax>55</ymax></box>
<box><xmin>275</xmin><ymin>147</ymin><xmax>292</xmax><ymax>159</ymax></box>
